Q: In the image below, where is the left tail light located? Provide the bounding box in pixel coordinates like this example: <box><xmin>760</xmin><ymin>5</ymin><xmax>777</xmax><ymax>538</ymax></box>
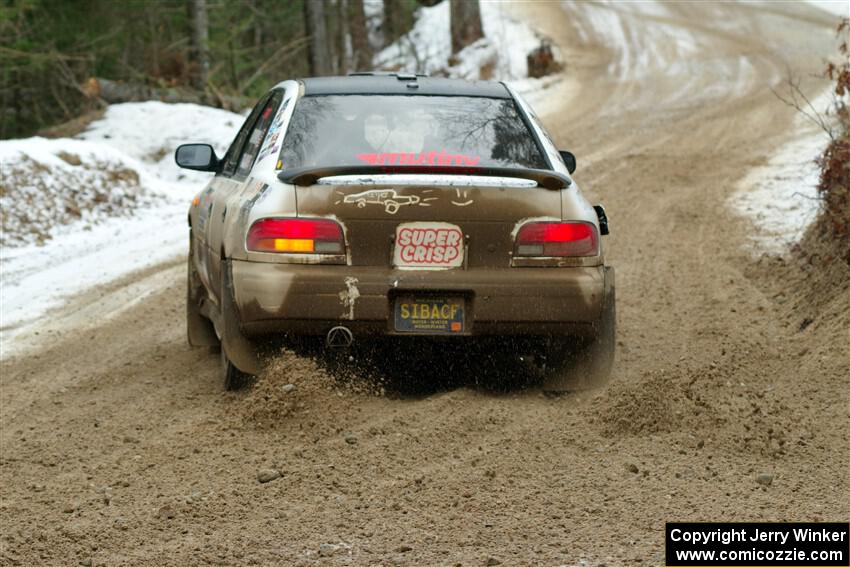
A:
<box><xmin>246</xmin><ymin>218</ymin><xmax>345</xmax><ymax>254</ymax></box>
<box><xmin>514</xmin><ymin>221</ymin><xmax>599</xmax><ymax>257</ymax></box>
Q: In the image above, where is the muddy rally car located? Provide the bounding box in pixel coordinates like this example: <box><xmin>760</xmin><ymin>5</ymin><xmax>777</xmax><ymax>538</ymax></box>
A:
<box><xmin>176</xmin><ymin>73</ymin><xmax>614</xmax><ymax>392</ymax></box>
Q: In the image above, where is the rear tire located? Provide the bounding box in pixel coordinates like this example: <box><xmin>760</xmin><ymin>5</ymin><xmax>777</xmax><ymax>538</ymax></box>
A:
<box><xmin>219</xmin><ymin>259</ymin><xmax>260</xmax><ymax>390</ymax></box>
<box><xmin>221</xmin><ymin>347</ymin><xmax>251</xmax><ymax>391</ymax></box>
<box><xmin>187</xmin><ymin>239</ymin><xmax>220</xmax><ymax>348</ymax></box>
<box><xmin>543</xmin><ymin>267</ymin><xmax>616</xmax><ymax>393</ymax></box>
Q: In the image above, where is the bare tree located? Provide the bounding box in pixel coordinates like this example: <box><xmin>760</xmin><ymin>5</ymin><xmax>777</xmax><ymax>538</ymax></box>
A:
<box><xmin>333</xmin><ymin>0</ymin><xmax>349</xmax><ymax>74</ymax></box>
<box><xmin>383</xmin><ymin>0</ymin><xmax>412</xmax><ymax>46</ymax></box>
<box><xmin>450</xmin><ymin>0</ymin><xmax>483</xmax><ymax>54</ymax></box>
<box><xmin>304</xmin><ymin>0</ymin><xmax>333</xmax><ymax>76</ymax></box>
<box><xmin>187</xmin><ymin>0</ymin><xmax>210</xmax><ymax>91</ymax></box>
<box><xmin>771</xmin><ymin>71</ymin><xmax>837</xmax><ymax>141</ymax></box>
<box><xmin>349</xmin><ymin>0</ymin><xmax>373</xmax><ymax>72</ymax></box>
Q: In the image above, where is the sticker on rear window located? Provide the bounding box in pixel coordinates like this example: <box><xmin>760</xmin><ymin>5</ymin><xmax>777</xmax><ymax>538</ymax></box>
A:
<box><xmin>393</xmin><ymin>222</ymin><xmax>464</xmax><ymax>269</ymax></box>
<box><xmin>357</xmin><ymin>152</ymin><xmax>480</xmax><ymax>166</ymax></box>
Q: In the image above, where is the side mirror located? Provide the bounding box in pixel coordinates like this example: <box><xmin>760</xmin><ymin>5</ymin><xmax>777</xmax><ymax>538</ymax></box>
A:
<box><xmin>559</xmin><ymin>150</ymin><xmax>576</xmax><ymax>174</ymax></box>
<box><xmin>175</xmin><ymin>143</ymin><xmax>219</xmax><ymax>172</ymax></box>
<box><xmin>593</xmin><ymin>204</ymin><xmax>609</xmax><ymax>235</ymax></box>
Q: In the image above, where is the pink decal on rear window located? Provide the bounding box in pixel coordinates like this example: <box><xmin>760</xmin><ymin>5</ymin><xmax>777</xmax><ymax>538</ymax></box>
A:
<box><xmin>357</xmin><ymin>152</ymin><xmax>481</xmax><ymax>167</ymax></box>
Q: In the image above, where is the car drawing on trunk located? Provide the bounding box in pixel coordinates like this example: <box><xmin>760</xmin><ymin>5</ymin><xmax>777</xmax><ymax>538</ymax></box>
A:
<box><xmin>175</xmin><ymin>73</ymin><xmax>615</xmax><ymax>392</ymax></box>
<box><xmin>342</xmin><ymin>189</ymin><xmax>421</xmax><ymax>214</ymax></box>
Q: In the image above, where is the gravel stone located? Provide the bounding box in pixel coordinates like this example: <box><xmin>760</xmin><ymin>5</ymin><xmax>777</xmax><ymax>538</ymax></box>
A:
<box><xmin>257</xmin><ymin>469</ymin><xmax>281</xmax><ymax>483</ymax></box>
<box><xmin>155</xmin><ymin>505</ymin><xmax>175</xmax><ymax>519</ymax></box>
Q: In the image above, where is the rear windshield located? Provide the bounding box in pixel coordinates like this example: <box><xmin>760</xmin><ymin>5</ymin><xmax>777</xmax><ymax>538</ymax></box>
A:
<box><xmin>278</xmin><ymin>95</ymin><xmax>548</xmax><ymax>171</ymax></box>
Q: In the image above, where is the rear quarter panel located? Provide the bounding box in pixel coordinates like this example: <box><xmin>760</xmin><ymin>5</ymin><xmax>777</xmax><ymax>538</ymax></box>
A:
<box><xmin>221</xmin><ymin>81</ymin><xmax>301</xmax><ymax>262</ymax></box>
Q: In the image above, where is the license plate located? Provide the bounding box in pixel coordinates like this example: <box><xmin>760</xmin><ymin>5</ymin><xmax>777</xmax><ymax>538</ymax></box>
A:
<box><xmin>394</xmin><ymin>296</ymin><xmax>465</xmax><ymax>334</ymax></box>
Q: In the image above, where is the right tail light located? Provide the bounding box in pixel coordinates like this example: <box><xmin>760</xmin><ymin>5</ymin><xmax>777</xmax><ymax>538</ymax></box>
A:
<box><xmin>514</xmin><ymin>221</ymin><xmax>599</xmax><ymax>257</ymax></box>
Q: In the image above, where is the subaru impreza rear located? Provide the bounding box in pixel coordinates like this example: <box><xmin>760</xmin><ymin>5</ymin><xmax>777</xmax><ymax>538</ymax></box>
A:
<box><xmin>177</xmin><ymin>74</ymin><xmax>614</xmax><ymax>391</ymax></box>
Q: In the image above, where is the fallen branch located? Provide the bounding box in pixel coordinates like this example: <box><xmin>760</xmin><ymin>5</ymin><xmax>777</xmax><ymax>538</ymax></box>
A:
<box><xmin>81</xmin><ymin>77</ymin><xmax>249</xmax><ymax>111</ymax></box>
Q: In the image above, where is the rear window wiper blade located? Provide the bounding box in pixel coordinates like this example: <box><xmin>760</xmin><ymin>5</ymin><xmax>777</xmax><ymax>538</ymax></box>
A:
<box><xmin>277</xmin><ymin>165</ymin><xmax>571</xmax><ymax>190</ymax></box>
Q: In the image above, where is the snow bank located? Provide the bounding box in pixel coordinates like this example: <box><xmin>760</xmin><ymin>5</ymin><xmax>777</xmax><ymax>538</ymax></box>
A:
<box><xmin>732</xmin><ymin>131</ymin><xmax>827</xmax><ymax>254</ymax></box>
<box><xmin>374</xmin><ymin>1</ymin><xmax>558</xmax><ymax>81</ymax></box>
<box><xmin>730</xmin><ymin>91</ymin><xmax>835</xmax><ymax>254</ymax></box>
<box><xmin>0</xmin><ymin>138</ymin><xmax>161</xmax><ymax>247</ymax></box>
<box><xmin>78</xmin><ymin>101</ymin><xmax>242</xmax><ymax>194</ymax></box>
<box><xmin>803</xmin><ymin>1</ymin><xmax>849</xmax><ymax>18</ymax></box>
<box><xmin>1</xmin><ymin>102</ymin><xmax>242</xmax><ymax>339</ymax></box>
<box><xmin>1</xmin><ymin>102</ymin><xmax>242</xmax><ymax>249</ymax></box>
<box><xmin>1</xmin><ymin>201</ymin><xmax>188</xmax><ymax>331</ymax></box>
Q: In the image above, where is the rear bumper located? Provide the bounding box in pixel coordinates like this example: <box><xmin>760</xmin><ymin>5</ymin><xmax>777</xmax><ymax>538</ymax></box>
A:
<box><xmin>232</xmin><ymin>260</ymin><xmax>608</xmax><ymax>337</ymax></box>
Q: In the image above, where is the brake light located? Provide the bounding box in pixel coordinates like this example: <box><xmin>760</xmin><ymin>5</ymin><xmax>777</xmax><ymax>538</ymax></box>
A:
<box><xmin>246</xmin><ymin>218</ymin><xmax>344</xmax><ymax>254</ymax></box>
<box><xmin>514</xmin><ymin>221</ymin><xmax>598</xmax><ymax>257</ymax></box>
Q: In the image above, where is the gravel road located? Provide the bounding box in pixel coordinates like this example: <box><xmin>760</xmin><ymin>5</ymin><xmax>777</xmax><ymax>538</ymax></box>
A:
<box><xmin>1</xmin><ymin>2</ymin><xmax>847</xmax><ymax>566</ymax></box>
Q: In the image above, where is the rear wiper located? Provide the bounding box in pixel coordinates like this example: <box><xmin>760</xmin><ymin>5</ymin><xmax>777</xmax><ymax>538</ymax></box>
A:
<box><xmin>277</xmin><ymin>165</ymin><xmax>571</xmax><ymax>190</ymax></box>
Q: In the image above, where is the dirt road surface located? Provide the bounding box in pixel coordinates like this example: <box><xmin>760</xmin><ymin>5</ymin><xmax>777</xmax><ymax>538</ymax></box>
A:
<box><xmin>2</xmin><ymin>3</ymin><xmax>847</xmax><ymax>566</ymax></box>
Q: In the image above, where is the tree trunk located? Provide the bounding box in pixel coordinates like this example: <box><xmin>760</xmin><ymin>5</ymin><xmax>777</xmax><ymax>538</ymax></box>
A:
<box><xmin>188</xmin><ymin>0</ymin><xmax>210</xmax><ymax>91</ymax></box>
<box><xmin>383</xmin><ymin>0</ymin><xmax>412</xmax><ymax>45</ymax></box>
<box><xmin>335</xmin><ymin>0</ymin><xmax>349</xmax><ymax>74</ymax></box>
<box><xmin>450</xmin><ymin>0</ymin><xmax>483</xmax><ymax>54</ymax></box>
<box><xmin>304</xmin><ymin>0</ymin><xmax>333</xmax><ymax>76</ymax></box>
<box><xmin>147</xmin><ymin>10</ymin><xmax>160</xmax><ymax>79</ymax></box>
<box><xmin>349</xmin><ymin>0</ymin><xmax>372</xmax><ymax>71</ymax></box>
<box><xmin>325</xmin><ymin>0</ymin><xmax>346</xmax><ymax>75</ymax></box>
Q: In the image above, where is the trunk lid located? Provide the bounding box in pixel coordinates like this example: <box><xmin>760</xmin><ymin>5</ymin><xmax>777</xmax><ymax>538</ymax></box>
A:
<box><xmin>294</xmin><ymin>176</ymin><xmax>562</xmax><ymax>268</ymax></box>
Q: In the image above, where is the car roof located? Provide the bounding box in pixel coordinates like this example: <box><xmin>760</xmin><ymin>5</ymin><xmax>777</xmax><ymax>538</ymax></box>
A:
<box><xmin>299</xmin><ymin>74</ymin><xmax>512</xmax><ymax>99</ymax></box>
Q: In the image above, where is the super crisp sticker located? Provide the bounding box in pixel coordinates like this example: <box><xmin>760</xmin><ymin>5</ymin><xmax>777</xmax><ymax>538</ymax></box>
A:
<box><xmin>393</xmin><ymin>222</ymin><xmax>464</xmax><ymax>269</ymax></box>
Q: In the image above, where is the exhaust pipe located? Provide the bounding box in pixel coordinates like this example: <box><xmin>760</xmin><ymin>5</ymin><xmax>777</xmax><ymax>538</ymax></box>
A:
<box><xmin>326</xmin><ymin>326</ymin><xmax>354</xmax><ymax>348</ymax></box>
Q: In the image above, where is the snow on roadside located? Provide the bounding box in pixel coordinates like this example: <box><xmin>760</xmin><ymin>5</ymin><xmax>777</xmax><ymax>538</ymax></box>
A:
<box><xmin>1</xmin><ymin>201</ymin><xmax>188</xmax><ymax>330</ymax></box>
<box><xmin>1</xmin><ymin>102</ymin><xmax>242</xmax><ymax>345</ymax></box>
<box><xmin>78</xmin><ymin>101</ymin><xmax>242</xmax><ymax>193</ymax></box>
<box><xmin>729</xmin><ymin>91</ymin><xmax>835</xmax><ymax>254</ymax></box>
<box><xmin>732</xmin><ymin>131</ymin><xmax>826</xmax><ymax>254</ymax></box>
<box><xmin>803</xmin><ymin>1</ymin><xmax>849</xmax><ymax>18</ymax></box>
<box><xmin>374</xmin><ymin>1</ymin><xmax>560</xmax><ymax>81</ymax></box>
<box><xmin>0</xmin><ymin>137</ymin><xmax>162</xmax><ymax>247</ymax></box>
